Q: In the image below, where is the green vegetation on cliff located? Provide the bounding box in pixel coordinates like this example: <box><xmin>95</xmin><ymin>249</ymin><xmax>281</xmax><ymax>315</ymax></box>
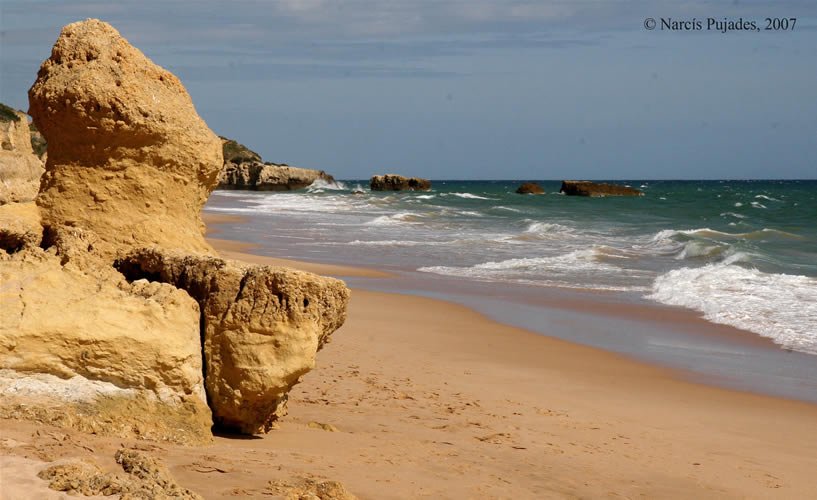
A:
<box><xmin>220</xmin><ymin>136</ymin><xmax>262</xmax><ymax>164</ymax></box>
<box><xmin>0</xmin><ymin>102</ymin><xmax>22</xmax><ymax>122</ymax></box>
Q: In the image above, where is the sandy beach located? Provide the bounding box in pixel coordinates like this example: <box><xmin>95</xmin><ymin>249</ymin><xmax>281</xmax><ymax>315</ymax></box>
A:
<box><xmin>2</xmin><ymin>216</ymin><xmax>816</xmax><ymax>499</ymax></box>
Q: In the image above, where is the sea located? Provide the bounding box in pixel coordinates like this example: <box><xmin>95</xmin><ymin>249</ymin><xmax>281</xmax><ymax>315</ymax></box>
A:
<box><xmin>205</xmin><ymin>180</ymin><xmax>817</xmax><ymax>399</ymax></box>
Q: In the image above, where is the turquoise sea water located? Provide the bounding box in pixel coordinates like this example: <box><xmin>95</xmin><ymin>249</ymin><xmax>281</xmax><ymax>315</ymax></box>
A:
<box><xmin>206</xmin><ymin>180</ymin><xmax>817</xmax><ymax>355</ymax></box>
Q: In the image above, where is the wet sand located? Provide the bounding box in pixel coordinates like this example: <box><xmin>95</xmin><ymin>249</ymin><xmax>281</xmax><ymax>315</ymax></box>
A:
<box><xmin>2</xmin><ymin>216</ymin><xmax>816</xmax><ymax>499</ymax></box>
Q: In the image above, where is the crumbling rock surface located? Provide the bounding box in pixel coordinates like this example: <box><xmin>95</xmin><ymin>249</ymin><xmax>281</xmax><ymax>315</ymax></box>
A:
<box><xmin>116</xmin><ymin>247</ymin><xmax>350</xmax><ymax>434</ymax></box>
<box><xmin>0</xmin><ymin>202</ymin><xmax>42</xmax><ymax>253</ymax></box>
<box><xmin>265</xmin><ymin>477</ymin><xmax>358</xmax><ymax>500</ymax></box>
<box><xmin>38</xmin><ymin>448</ymin><xmax>202</xmax><ymax>499</ymax></box>
<box><xmin>0</xmin><ymin>243</ymin><xmax>212</xmax><ymax>443</ymax></box>
<box><xmin>28</xmin><ymin>19</ymin><xmax>223</xmax><ymax>259</ymax></box>
<box><xmin>559</xmin><ymin>180</ymin><xmax>642</xmax><ymax>197</ymax></box>
<box><xmin>370</xmin><ymin>174</ymin><xmax>431</xmax><ymax>191</ymax></box>
<box><xmin>0</xmin><ymin>105</ymin><xmax>45</xmax><ymax>204</ymax></box>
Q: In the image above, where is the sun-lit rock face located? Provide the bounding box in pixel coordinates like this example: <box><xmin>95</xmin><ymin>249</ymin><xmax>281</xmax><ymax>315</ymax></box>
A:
<box><xmin>29</xmin><ymin>19</ymin><xmax>223</xmax><ymax>259</ymax></box>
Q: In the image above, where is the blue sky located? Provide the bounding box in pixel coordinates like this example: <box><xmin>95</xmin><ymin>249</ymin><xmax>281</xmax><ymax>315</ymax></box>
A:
<box><xmin>1</xmin><ymin>1</ymin><xmax>816</xmax><ymax>179</ymax></box>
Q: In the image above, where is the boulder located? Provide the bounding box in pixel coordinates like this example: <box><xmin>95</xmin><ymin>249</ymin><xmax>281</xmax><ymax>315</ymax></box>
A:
<box><xmin>515</xmin><ymin>182</ymin><xmax>545</xmax><ymax>195</ymax></box>
<box><xmin>0</xmin><ymin>246</ymin><xmax>212</xmax><ymax>444</ymax></box>
<box><xmin>219</xmin><ymin>161</ymin><xmax>336</xmax><ymax>191</ymax></box>
<box><xmin>370</xmin><ymin>174</ymin><xmax>431</xmax><ymax>191</ymax></box>
<box><xmin>116</xmin><ymin>247</ymin><xmax>351</xmax><ymax>434</ymax></box>
<box><xmin>559</xmin><ymin>180</ymin><xmax>642</xmax><ymax>197</ymax></box>
<box><xmin>28</xmin><ymin>19</ymin><xmax>223</xmax><ymax>260</ymax></box>
<box><xmin>0</xmin><ymin>104</ymin><xmax>45</xmax><ymax>204</ymax></box>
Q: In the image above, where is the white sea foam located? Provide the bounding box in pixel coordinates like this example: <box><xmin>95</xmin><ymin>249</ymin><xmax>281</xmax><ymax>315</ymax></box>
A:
<box><xmin>448</xmin><ymin>192</ymin><xmax>495</xmax><ymax>200</ymax></box>
<box><xmin>755</xmin><ymin>194</ymin><xmax>780</xmax><ymax>202</ymax></box>
<box><xmin>420</xmin><ymin>248</ymin><xmax>618</xmax><ymax>276</ymax></box>
<box><xmin>648</xmin><ymin>262</ymin><xmax>817</xmax><ymax>354</ymax></box>
<box><xmin>349</xmin><ymin>239</ymin><xmax>426</xmax><ymax>246</ymax></box>
<box><xmin>720</xmin><ymin>211</ymin><xmax>747</xmax><ymax>219</ymax></box>
<box><xmin>523</xmin><ymin>222</ymin><xmax>576</xmax><ymax>238</ymax></box>
<box><xmin>751</xmin><ymin>201</ymin><xmax>767</xmax><ymax>209</ymax></box>
<box><xmin>492</xmin><ymin>206</ymin><xmax>522</xmax><ymax>213</ymax></box>
<box><xmin>414</xmin><ymin>194</ymin><xmax>436</xmax><ymax>199</ymax></box>
<box><xmin>365</xmin><ymin>212</ymin><xmax>422</xmax><ymax>226</ymax></box>
<box><xmin>734</xmin><ymin>202</ymin><xmax>743</xmax><ymax>207</ymax></box>
<box><xmin>307</xmin><ymin>179</ymin><xmax>347</xmax><ymax>192</ymax></box>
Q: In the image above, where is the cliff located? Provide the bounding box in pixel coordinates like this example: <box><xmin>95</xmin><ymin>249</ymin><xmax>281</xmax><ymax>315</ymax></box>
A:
<box><xmin>218</xmin><ymin>137</ymin><xmax>336</xmax><ymax>190</ymax></box>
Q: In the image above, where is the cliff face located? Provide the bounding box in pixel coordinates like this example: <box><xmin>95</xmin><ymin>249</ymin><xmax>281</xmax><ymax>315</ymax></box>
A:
<box><xmin>0</xmin><ymin>19</ymin><xmax>350</xmax><ymax>443</ymax></box>
<box><xmin>220</xmin><ymin>161</ymin><xmax>336</xmax><ymax>191</ymax></box>
<box><xmin>218</xmin><ymin>137</ymin><xmax>336</xmax><ymax>190</ymax></box>
<box><xmin>0</xmin><ymin>105</ymin><xmax>45</xmax><ymax>204</ymax></box>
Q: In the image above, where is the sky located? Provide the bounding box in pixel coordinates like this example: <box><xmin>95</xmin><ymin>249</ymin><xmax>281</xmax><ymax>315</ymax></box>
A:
<box><xmin>1</xmin><ymin>0</ymin><xmax>816</xmax><ymax>180</ymax></box>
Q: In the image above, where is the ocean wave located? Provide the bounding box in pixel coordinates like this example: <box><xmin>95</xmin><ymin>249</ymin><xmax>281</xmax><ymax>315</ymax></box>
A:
<box><xmin>420</xmin><ymin>248</ymin><xmax>620</xmax><ymax>276</ymax></box>
<box><xmin>492</xmin><ymin>206</ymin><xmax>522</xmax><ymax>213</ymax></box>
<box><xmin>754</xmin><ymin>194</ymin><xmax>780</xmax><ymax>202</ymax></box>
<box><xmin>447</xmin><ymin>192</ymin><xmax>495</xmax><ymax>200</ymax></box>
<box><xmin>647</xmin><ymin>263</ymin><xmax>817</xmax><ymax>354</ymax></box>
<box><xmin>720</xmin><ymin>211</ymin><xmax>747</xmax><ymax>219</ymax></box>
<box><xmin>365</xmin><ymin>212</ymin><xmax>423</xmax><ymax>226</ymax></box>
<box><xmin>348</xmin><ymin>239</ymin><xmax>442</xmax><ymax>247</ymax></box>
<box><xmin>307</xmin><ymin>179</ymin><xmax>347</xmax><ymax>192</ymax></box>
<box><xmin>522</xmin><ymin>222</ymin><xmax>577</xmax><ymax>238</ymax></box>
<box><xmin>414</xmin><ymin>194</ymin><xmax>436</xmax><ymax>200</ymax></box>
<box><xmin>751</xmin><ymin>201</ymin><xmax>767</xmax><ymax>209</ymax></box>
<box><xmin>650</xmin><ymin>227</ymin><xmax>799</xmax><ymax>244</ymax></box>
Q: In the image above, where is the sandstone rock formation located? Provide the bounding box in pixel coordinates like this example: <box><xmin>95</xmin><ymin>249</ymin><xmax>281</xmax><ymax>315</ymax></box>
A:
<box><xmin>1</xmin><ymin>19</ymin><xmax>350</xmax><ymax>443</ymax></box>
<box><xmin>116</xmin><ymin>247</ymin><xmax>350</xmax><ymax>434</ymax></box>
<box><xmin>0</xmin><ymin>232</ymin><xmax>212</xmax><ymax>443</ymax></box>
<box><xmin>0</xmin><ymin>104</ymin><xmax>45</xmax><ymax>204</ymax></box>
<box><xmin>515</xmin><ymin>182</ymin><xmax>545</xmax><ymax>195</ymax></box>
<box><xmin>370</xmin><ymin>174</ymin><xmax>431</xmax><ymax>191</ymax></box>
<box><xmin>560</xmin><ymin>180</ymin><xmax>642</xmax><ymax>197</ymax></box>
<box><xmin>38</xmin><ymin>448</ymin><xmax>202</xmax><ymax>498</ymax></box>
<box><xmin>218</xmin><ymin>137</ymin><xmax>336</xmax><ymax>191</ymax></box>
<box><xmin>220</xmin><ymin>161</ymin><xmax>336</xmax><ymax>191</ymax></box>
<box><xmin>28</xmin><ymin>19</ymin><xmax>223</xmax><ymax>259</ymax></box>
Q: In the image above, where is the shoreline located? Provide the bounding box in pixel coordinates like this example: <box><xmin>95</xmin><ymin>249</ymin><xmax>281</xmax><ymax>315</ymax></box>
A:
<box><xmin>1</xmin><ymin>214</ymin><xmax>815</xmax><ymax>498</ymax></box>
<box><xmin>202</xmin><ymin>227</ymin><xmax>817</xmax><ymax>498</ymax></box>
<box><xmin>203</xmin><ymin>211</ymin><xmax>817</xmax><ymax>404</ymax></box>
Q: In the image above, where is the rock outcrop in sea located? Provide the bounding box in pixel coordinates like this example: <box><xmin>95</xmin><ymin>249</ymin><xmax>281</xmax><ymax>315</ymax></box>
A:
<box><xmin>0</xmin><ymin>19</ymin><xmax>349</xmax><ymax>444</ymax></box>
<box><xmin>218</xmin><ymin>137</ymin><xmax>336</xmax><ymax>191</ymax></box>
<box><xmin>0</xmin><ymin>104</ymin><xmax>45</xmax><ymax>204</ymax></box>
<box><xmin>560</xmin><ymin>180</ymin><xmax>642</xmax><ymax>197</ymax></box>
<box><xmin>370</xmin><ymin>174</ymin><xmax>431</xmax><ymax>191</ymax></box>
<box><xmin>515</xmin><ymin>182</ymin><xmax>545</xmax><ymax>195</ymax></box>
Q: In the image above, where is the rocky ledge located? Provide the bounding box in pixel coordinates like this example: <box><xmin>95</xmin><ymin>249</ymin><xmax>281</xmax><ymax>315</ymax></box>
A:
<box><xmin>370</xmin><ymin>174</ymin><xmax>431</xmax><ymax>191</ymax></box>
<box><xmin>0</xmin><ymin>19</ymin><xmax>349</xmax><ymax>444</ymax></box>
<box><xmin>560</xmin><ymin>180</ymin><xmax>642</xmax><ymax>197</ymax></box>
<box><xmin>218</xmin><ymin>137</ymin><xmax>336</xmax><ymax>191</ymax></box>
